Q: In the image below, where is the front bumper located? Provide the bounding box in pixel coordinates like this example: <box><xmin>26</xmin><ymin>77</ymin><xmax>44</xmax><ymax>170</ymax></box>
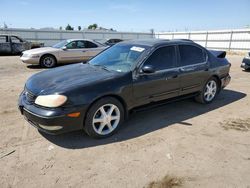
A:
<box><xmin>221</xmin><ymin>74</ymin><xmax>231</xmax><ymax>89</ymax></box>
<box><xmin>18</xmin><ymin>91</ymin><xmax>87</xmax><ymax>134</ymax></box>
<box><xmin>241</xmin><ymin>57</ymin><xmax>250</xmax><ymax>70</ymax></box>
<box><xmin>20</xmin><ymin>56</ymin><xmax>40</xmax><ymax>65</ymax></box>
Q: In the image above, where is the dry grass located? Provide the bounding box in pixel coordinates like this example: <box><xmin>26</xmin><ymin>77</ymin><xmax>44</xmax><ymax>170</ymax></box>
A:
<box><xmin>146</xmin><ymin>175</ymin><xmax>183</xmax><ymax>188</ymax></box>
<box><xmin>221</xmin><ymin>118</ymin><xmax>250</xmax><ymax>132</ymax></box>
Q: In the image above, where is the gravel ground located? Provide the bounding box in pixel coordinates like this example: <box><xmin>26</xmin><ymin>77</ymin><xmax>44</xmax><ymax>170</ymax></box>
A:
<box><xmin>0</xmin><ymin>55</ymin><xmax>249</xmax><ymax>188</ymax></box>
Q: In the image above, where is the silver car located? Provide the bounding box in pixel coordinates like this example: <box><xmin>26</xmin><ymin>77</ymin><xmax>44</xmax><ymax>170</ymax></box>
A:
<box><xmin>20</xmin><ymin>39</ymin><xmax>107</xmax><ymax>68</ymax></box>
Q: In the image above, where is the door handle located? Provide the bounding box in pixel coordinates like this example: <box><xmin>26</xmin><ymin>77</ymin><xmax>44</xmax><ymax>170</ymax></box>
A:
<box><xmin>180</xmin><ymin>67</ymin><xmax>194</xmax><ymax>72</ymax></box>
<box><xmin>82</xmin><ymin>50</ymin><xmax>86</xmax><ymax>53</ymax></box>
<box><xmin>166</xmin><ymin>75</ymin><xmax>178</xmax><ymax>80</ymax></box>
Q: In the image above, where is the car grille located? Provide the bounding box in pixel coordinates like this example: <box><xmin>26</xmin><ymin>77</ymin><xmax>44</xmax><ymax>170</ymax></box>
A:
<box><xmin>25</xmin><ymin>88</ymin><xmax>36</xmax><ymax>104</ymax></box>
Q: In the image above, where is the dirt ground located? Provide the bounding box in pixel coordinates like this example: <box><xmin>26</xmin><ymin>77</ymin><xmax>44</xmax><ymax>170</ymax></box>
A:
<box><xmin>0</xmin><ymin>55</ymin><xmax>249</xmax><ymax>188</ymax></box>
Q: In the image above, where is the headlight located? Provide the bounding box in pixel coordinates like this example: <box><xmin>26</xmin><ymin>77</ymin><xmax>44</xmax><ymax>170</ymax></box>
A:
<box><xmin>23</xmin><ymin>54</ymin><xmax>39</xmax><ymax>58</ymax></box>
<box><xmin>35</xmin><ymin>95</ymin><xmax>67</xmax><ymax>108</ymax></box>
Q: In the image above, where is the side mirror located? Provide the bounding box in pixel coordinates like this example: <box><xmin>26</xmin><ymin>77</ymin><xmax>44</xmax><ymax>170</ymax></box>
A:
<box><xmin>61</xmin><ymin>46</ymin><xmax>67</xmax><ymax>50</ymax></box>
<box><xmin>141</xmin><ymin>65</ymin><xmax>155</xmax><ymax>74</ymax></box>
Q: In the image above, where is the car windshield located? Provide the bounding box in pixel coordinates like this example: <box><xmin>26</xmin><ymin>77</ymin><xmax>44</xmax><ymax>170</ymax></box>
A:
<box><xmin>52</xmin><ymin>40</ymin><xmax>68</xmax><ymax>48</ymax></box>
<box><xmin>88</xmin><ymin>44</ymin><xmax>149</xmax><ymax>72</ymax></box>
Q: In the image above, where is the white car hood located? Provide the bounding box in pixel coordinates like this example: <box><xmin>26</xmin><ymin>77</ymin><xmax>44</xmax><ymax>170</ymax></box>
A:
<box><xmin>23</xmin><ymin>47</ymin><xmax>59</xmax><ymax>54</ymax></box>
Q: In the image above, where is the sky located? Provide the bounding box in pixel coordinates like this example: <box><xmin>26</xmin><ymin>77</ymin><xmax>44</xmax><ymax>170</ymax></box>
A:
<box><xmin>0</xmin><ymin>0</ymin><xmax>249</xmax><ymax>32</ymax></box>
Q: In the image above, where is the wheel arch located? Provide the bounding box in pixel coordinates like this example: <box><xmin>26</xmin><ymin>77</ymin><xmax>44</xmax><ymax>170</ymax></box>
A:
<box><xmin>39</xmin><ymin>53</ymin><xmax>57</xmax><ymax>65</ymax></box>
<box><xmin>211</xmin><ymin>74</ymin><xmax>221</xmax><ymax>89</ymax></box>
<box><xmin>84</xmin><ymin>94</ymin><xmax>128</xmax><ymax>126</ymax></box>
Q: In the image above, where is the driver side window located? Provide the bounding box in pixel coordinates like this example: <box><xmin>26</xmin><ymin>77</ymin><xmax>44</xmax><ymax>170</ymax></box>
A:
<box><xmin>66</xmin><ymin>41</ymin><xmax>77</xmax><ymax>49</ymax></box>
<box><xmin>144</xmin><ymin>46</ymin><xmax>176</xmax><ymax>71</ymax></box>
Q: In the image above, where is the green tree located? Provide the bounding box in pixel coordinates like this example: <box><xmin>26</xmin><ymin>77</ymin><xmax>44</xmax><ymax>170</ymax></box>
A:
<box><xmin>88</xmin><ymin>23</ymin><xmax>98</xmax><ymax>30</ymax></box>
<box><xmin>65</xmin><ymin>24</ymin><xmax>74</xmax><ymax>30</ymax></box>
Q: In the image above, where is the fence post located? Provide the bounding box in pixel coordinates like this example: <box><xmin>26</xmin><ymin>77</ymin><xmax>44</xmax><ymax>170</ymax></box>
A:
<box><xmin>205</xmin><ymin>32</ymin><xmax>208</xmax><ymax>48</ymax></box>
<box><xmin>229</xmin><ymin>31</ymin><xmax>233</xmax><ymax>51</ymax></box>
<box><xmin>60</xmin><ymin>31</ymin><xmax>63</xmax><ymax>40</ymax></box>
<box><xmin>188</xmin><ymin>32</ymin><xmax>191</xmax><ymax>40</ymax></box>
<box><xmin>35</xmin><ymin>31</ymin><xmax>38</xmax><ymax>42</ymax></box>
<box><xmin>172</xmin><ymin>33</ymin><xmax>174</xmax><ymax>39</ymax></box>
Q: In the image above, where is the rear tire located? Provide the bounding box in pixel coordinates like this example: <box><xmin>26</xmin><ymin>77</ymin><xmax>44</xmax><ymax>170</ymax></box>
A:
<box><xmin>195</xmin><ymin>77</ymin><xmax>219</xmax><ymax>104</ymax></box>
<box><xmin>84</xmin><ymin>97</ymin><xmax>124</xmax><ymax>138</ymax></box>
<box><xmin>40</xmin><ymin>55</ymin><xmax>57</xmax><ymax>68</ymax></box>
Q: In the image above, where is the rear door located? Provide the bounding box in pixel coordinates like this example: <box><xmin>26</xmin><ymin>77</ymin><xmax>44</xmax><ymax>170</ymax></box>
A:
<box><xmin>177</xmin><ymin>44</ymin><xmax>209</xmax><ymax>95</ymax></box>
<box><xmin>133</xmin><ymin>45</ymin><xmax>180</xmax><ymax>105</ymax></box>
<box><xmin>0</xmin><ymin>35</ymin><xmax>11</xmax><ymax>54</ymax></box>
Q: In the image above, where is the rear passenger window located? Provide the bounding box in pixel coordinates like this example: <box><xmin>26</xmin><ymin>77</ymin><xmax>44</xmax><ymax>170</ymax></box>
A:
<box><xmin>85</xmin><ymin>41</ymin><xmax>98</xmax><ymax>48</ymax></box>
<box><xmin>144</xmin><ymin>46</ymin><xmax>176</xmax><ymax>71</ymax></box>
<box><xmin>179</xmin><ymin>45</ymin><xmax>205</xmax><ymax>66</ymax></box>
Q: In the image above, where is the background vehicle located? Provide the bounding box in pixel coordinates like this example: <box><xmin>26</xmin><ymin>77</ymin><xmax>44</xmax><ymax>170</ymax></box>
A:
<box><xmin>241</xmin><ymin>52</ymin><xmax>250</xmax><ymax>70</ymax></box>
<box><xmin>104</xmin><ymin>38</ymin><xmax>123</xmax><ymax>46</ymax></box>
<box><xmin>18</xmin><ymin>39</ymin><xmax>231</xmax><ymax>138</ymax></box>
<box><xmin>0</xmin><ymin>34</ymin><xmax>44</xmax><ymax>55</ymax></box>
<box><xmin>95</xmin><ymin>38</ymin><xmax>124</xmax><ymax>46</ymax></box>
<box><xmin>20</xmin><ymin>39</ymin><xmax>107</xmax><ymax>68</ymax></box>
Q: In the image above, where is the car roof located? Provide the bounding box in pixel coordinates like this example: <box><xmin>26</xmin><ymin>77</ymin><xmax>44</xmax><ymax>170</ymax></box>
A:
<box><xmin>120</xmin><ymin>39</ymin><xmax>195</xmax><ymax>47</ymax></box>
<box><xmin>67</xmin><ymin>39</ymin><xmax>95</xmax><ymax>42</ymax></box>
<box><xmin>0</xmin><ymin>34</ymin><xmax>18</xmax><ymax>37</ymax></box>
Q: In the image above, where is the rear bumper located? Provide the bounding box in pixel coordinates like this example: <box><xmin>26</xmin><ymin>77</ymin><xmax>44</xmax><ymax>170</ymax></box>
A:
<box><xmin>221</xmin><ymin>74</ymin><xmax>231</xmax><ymax>88</ymax></box>
<box><xmin>18</xmin><ymin>91</ymin><xmax>87</xmax><ymax>134</ymax></box>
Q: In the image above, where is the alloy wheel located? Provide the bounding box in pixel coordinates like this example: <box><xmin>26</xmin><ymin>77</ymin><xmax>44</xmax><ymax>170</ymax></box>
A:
<box><xmin>92</xmin><ymin>104</ymin><xmax>120</xmax><ymax>135</ymax></box>
<box><xmin>43</xmin><ymin>57</ymin><xmax>55</xmax><ymax>67</ymax></box>
<box><xmin>204</xmin><ymin>80</ymin><xmax>217</xmax><ymax>102</ymax></box>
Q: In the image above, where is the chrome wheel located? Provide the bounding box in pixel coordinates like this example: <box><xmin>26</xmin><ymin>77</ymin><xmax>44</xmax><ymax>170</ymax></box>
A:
<box><xmin>43</xmin><ymin>56</ymin><xmax>55</xmax><ymax>67</ymax></box>
<box><xmin>92</xmin><ymin>104</ymin><xmax>120</xmax><ymax>135</ymax></box>
<box><xmin>204</xmin><ymin>80</ymin><xmax>217</xmax><ymax>102</ymax></box>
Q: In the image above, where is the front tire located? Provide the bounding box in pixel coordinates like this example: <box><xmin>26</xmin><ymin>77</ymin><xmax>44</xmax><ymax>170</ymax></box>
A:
<box><xmin>195</xmin><ymin>77</ymin><xmax>219</xmax><ymax>104</ymax></box>
<box><xmin>84</xmin><ymin>97</ymin><xmax>124</xmax><ymax>138</ymax></box>
<box><xmin>40</xmin><ymin>55</ymin><xmax>57</xmax><ymax>68</ymax></box>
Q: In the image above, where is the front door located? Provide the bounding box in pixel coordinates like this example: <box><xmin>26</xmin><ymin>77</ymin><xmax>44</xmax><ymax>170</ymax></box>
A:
<box><xmin>133</xmin><ymin>45</ymin><xmax>180</xmax><ymax>105</ymax></box>
<box><xmin>59</xmin><ymin>40</ymin><xmax>86</xmax><ymax>63</ymax></box>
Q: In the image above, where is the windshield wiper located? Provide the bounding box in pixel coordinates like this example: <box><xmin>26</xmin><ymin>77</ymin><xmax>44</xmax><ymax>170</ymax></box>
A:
<box><xmin>92</xmin><ymin>64</ymin><xmax>110</xmax><ymax>72</ymax></box>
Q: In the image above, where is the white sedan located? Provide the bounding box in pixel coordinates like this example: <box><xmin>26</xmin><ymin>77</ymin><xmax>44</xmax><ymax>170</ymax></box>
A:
<box><xmin>20</xmin><ymin>39</ymin><xmax>107</xmax><ymax>68</ymax></box>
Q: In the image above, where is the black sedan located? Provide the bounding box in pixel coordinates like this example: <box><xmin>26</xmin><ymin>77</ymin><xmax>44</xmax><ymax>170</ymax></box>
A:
<box><xmin>18</xmin><ymin>39</ymin><xmax>231</xmax><ymax>138</ymax></box>
<box><xmin>241</xmin><ymin>52</ymin><xmax>250</xmax><ymax>70</ymax></box>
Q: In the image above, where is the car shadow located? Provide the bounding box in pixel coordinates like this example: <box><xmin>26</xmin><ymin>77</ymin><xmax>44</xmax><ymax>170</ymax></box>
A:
<box><xmin>40</xmin><ymin>89</ymin><xmax>246</xmax><ymax>149</ymax></box>
<box><xmin>242</xmin><ymin>69</ymin><xmax>250</xmax><ymax>72</ymax></box>
<box><xmin>27</xmin><ymin>62</ymin><xmax>83</xmax><ymax>69</ymax></box>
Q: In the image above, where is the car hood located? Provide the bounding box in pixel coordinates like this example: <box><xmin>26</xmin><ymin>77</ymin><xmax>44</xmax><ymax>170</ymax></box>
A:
<box><xmin>23</xmin><ymin>47</ymin><xmax>58</xmax><ymax>54</ymax></box>
<box><xmin>25</xmin><ymin>63</ymin><xmax>118</xmax><ymax>95</ymax></box>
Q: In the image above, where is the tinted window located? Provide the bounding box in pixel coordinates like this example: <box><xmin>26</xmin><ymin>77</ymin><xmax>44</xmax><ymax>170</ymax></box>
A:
<box><xmin>66</xmin><ymin>41</ymin><xmax>77</xmax><ymax>49</ymax></box>
<box><xmin>179</xmin><ymin>45</ymin><xmax>205</xmax><ymax>66</ymax></box>
<box><xmin>85</xmin><ymin>41</ymin><xmax>97</xmax><ymax>48</ymax></box>
<box><xmin>144</xmin><ymin>46</ymin><xmax>176</xmax><ymax>71</ymax></box>
<box><xmin>77</xmin><ymin>41</ymin><xmax>85</xmax><ymax>48</ymax></box>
